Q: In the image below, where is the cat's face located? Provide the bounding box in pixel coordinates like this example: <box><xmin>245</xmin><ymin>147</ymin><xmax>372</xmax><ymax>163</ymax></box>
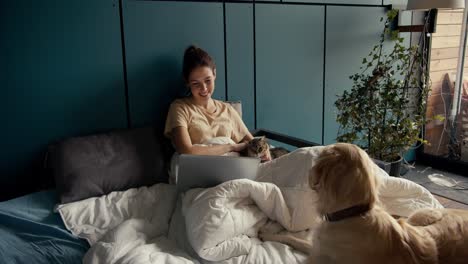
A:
<box><xmin>247</xmin><ymin>137</ymin><xmax>269</xmax><ymax>158</ymax></box>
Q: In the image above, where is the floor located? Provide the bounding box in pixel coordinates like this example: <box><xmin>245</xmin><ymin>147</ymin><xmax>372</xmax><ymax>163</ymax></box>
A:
<box><xmin>433</xmin><ymin>194</ymin><xmax>468</xmax><ymax>209</ymax></box>
<box><xmin>401</xmin><ymin>163</ymin><xmax>468</xmax><ymax>209</ymax></box>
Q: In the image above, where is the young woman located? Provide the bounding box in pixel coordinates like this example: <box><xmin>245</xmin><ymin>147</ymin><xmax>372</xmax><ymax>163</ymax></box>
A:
<box><xmin>164</xmin><ymin>45</ymin><xmax>272</xmax><ymax>159</ymax></box>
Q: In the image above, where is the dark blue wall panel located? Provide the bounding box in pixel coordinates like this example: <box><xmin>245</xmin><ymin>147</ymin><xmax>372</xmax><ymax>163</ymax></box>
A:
<box><xmin>324</xmin><ymin>6</ymin><xmax>387</xmax><ymax>144</ymax></box>
<box><xmin>324</xmin><ymin>6</ymin><xmax>411</xmax><ymax>145</ymax></box>
<box><xmin>0</xmin><ymin>0</ymin><xmax>397</xmax><ymax>200</ymax></box>
<box><xmin>256</xmin><ymin>4</ymin><xmax>324</xmax><ymax>144</ymax></box>
<box><xmin>123</xmin><ymin>1</ymin><xmax>226</xmax><ymax>128</ymax></box>
<box><xmin>226</xmin><ymin>3</ymin><xmax>255</xmax><ymax>130</ymax></box>
<box><xmin>1</xmin><ymin>0</ymin><xmax>127</xmax><ymax>199</ymax></box>
<box><xmin>295</xmin><ymin>0</ymin><xmax>381</xmax><ymax>4</ymax></box>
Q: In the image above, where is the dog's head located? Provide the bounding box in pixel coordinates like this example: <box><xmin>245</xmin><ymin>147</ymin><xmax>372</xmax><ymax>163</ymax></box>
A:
<box><xmin>309</xmin><ymin>143</ymin><xmax>379</xmax><ymax>214</ymax></box>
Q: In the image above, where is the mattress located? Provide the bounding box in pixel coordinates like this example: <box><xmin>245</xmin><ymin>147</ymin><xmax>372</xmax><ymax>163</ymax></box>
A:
<box><xmin>0</xmin><ymin>190</ymin><xmax>88</xmax><ymax>263</ymax></box>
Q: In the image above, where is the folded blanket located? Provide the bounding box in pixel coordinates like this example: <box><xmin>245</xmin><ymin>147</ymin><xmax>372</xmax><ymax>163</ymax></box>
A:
<box><xmin>57</xmin><ymin>184</ymin><xmax>183</xmax><ymax>264</ymax></box>
<box><xmin>182</xmin><ymin>179</ymin><xmax>302</xmax><ymax>262</ymax></box>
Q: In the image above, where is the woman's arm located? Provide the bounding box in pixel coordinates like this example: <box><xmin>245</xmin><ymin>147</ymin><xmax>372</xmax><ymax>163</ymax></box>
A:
<box><xmin>171</xmin><ymin>126</ymin><xmax>246</xmax><ymax>155</ymax></box>
<box><xmin>241</xmin><ymin>133</ymin><xmax>254</xmax><ymax>143</ymax></box>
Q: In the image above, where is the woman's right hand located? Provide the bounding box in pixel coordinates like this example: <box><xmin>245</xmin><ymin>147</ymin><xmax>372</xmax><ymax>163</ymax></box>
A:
<box><xmin>172</xmin><ymin>127</ymin><xmax>250</xmax><ymax>155</ymax></box>
<box><xmin>231</xmin><ymin>142</ymin><xmax>247</xmax><ymax>153</ymax></box>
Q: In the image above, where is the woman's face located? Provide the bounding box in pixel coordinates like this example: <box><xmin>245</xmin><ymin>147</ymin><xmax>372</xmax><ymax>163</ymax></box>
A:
<box><xmin>187</xmin><ymin>66</ymin><xmax>216</xmax><ymax>103</ymax></box>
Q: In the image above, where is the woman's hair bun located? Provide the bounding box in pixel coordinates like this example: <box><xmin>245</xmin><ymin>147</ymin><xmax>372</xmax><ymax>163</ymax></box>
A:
<box><xmin>182</xmin><ymin>45</ymin><xmax>216</xmax><ymax>81</ymax></box>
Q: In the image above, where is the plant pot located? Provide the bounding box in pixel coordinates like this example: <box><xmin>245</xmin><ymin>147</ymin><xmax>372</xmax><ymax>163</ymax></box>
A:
<box><xmin>372</xmin><ymin>156</ymin><xmax>403</xmax><ymax>177</ymax></box>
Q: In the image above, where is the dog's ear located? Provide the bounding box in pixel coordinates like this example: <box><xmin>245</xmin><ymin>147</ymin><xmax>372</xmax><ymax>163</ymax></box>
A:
<box><xmin>310</xmin><ymin>151</ymin><xmax>345</xmax><ymax>199</ymax></box>
<box><xmin>309</xmin><ymin>143</ymin><xmax>375</xmax><ymax>209</ymax></box>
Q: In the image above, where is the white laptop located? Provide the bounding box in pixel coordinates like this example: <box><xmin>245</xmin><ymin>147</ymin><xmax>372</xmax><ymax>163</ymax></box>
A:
<box><xmin>176</xmin><ymin>154</ymin><xmax>261</xmax><ymax>192</ymax></box>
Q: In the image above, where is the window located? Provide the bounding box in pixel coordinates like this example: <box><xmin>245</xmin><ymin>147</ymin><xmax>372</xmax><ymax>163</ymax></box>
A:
<box><xmin>424</xmin><ymin>8</ymin><xmax>468</xmax><ymax>170</ymax></box>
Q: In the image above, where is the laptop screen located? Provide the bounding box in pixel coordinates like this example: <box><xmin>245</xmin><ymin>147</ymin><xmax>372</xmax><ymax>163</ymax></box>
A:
<box><xmin>176</xmin><ymin>154</ymin><xmax>260</xmax><ymax>192</ymax></box>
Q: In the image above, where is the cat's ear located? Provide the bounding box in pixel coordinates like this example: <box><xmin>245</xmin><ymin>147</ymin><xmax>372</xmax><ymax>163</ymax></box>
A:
<box><xmin>260</xmin><ymin>136</ymin><xmax>266</xmax><ymax>140</ymax></box>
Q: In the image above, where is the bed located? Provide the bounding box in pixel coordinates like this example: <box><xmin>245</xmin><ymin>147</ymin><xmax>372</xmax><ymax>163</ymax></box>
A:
<box><xmin>0</xmin><ymin>189</ymin><xmax>88</xmax><ymax>263</ymax></box>
<box><xmin>0</xmin><ymin>128</ymin><xmax>444</xmax><ymax>264</ymax></box>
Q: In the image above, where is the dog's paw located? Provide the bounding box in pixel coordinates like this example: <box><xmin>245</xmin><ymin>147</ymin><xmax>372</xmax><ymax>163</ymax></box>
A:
<box><xmin>259</xmin><ymin>232</ymin><xmax>283</xmax><ymax>243</ymax></box>
<box><xmin>408</xmin><ymin>208</ymin><xmax>443</xmax><ymax>226</ymax></box>
<box><xmin>259</xmin><ymin>221</ymin><xmax>284</xmax><ymax>234</ymax></box>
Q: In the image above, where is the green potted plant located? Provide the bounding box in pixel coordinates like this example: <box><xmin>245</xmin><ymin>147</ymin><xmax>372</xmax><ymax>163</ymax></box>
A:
<box><xmin>335</xmin><ymin>10</ymin><xmax>440</xmax><ymax>176</ymax></box>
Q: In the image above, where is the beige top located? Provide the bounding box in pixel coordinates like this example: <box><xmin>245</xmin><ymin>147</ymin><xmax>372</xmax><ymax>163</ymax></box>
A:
<box><xmin>164</xmin><ymin>98</ymin><xmax>250</xmax><ymax>144</ymax></box>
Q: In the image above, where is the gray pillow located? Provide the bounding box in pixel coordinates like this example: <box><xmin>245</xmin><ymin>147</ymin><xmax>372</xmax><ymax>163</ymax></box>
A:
<box><xmin>50</xmin><ymin>127</ymin><xmax>169</xmax><ymax>204</ymax></box>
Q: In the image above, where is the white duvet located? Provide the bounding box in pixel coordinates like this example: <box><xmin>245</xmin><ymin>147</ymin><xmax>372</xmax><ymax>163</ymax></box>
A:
<box><xmin>57</xmin><ymin>147</ymin><xmax>442</xmax><ymax>264</ymax></box>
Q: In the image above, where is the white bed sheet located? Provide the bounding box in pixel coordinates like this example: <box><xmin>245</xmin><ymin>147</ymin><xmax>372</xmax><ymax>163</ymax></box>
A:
<box><xmin>57</xmin><ymin>146</ymin><xmax>442</xmax><ymax>264</ymax></box>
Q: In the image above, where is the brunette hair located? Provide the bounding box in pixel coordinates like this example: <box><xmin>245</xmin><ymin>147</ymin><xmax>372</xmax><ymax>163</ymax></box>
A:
<box><xmin>182</xmin><ymin>45</ymin><xmax>216</xmax><ymax>81</ymax></box>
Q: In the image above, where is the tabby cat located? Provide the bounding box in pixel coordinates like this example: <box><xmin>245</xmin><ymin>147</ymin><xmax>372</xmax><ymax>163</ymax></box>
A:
<box><xmin>244</xmin><ymin>136</ymin><xmax>289</xmax><ymax>162</ymax></box>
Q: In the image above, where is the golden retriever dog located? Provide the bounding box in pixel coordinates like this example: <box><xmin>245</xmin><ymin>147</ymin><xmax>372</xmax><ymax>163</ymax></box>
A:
<box><xmin>260</xmin><ymin>143</ymin><xmax>468</xmax><ymax>264</ymax></box>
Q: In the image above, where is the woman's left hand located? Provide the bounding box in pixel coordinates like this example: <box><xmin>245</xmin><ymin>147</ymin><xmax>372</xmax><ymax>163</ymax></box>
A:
<box><xmin>231</xmin><ymin>142</ymin><xmax>247</xmax><ymax>152</ymax></box>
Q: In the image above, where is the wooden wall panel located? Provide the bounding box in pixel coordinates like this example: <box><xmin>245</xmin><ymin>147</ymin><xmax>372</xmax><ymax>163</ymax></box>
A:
<box><xmin>426</xmin><ymin>9</ymin><xmax>464</xmax><ymax>156</ymax></box>
<box><xmin>431</xmin><ymin>47</ymin><xmax>461</xmax><ymax>60</ymax></box>
<box><xmin>437</xmin><ymin>11</ymin><xmax>464</xmax><ymax>25</ymax></box>
<box><xmin>433</xmin><ymin>25</ymin><xmax>462</xmax><ymax>37</ymax></box>
<box><xmin>432</xmin><ymin>36</ymin><xmax>462</xmax><ymax>49</ymax></box>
